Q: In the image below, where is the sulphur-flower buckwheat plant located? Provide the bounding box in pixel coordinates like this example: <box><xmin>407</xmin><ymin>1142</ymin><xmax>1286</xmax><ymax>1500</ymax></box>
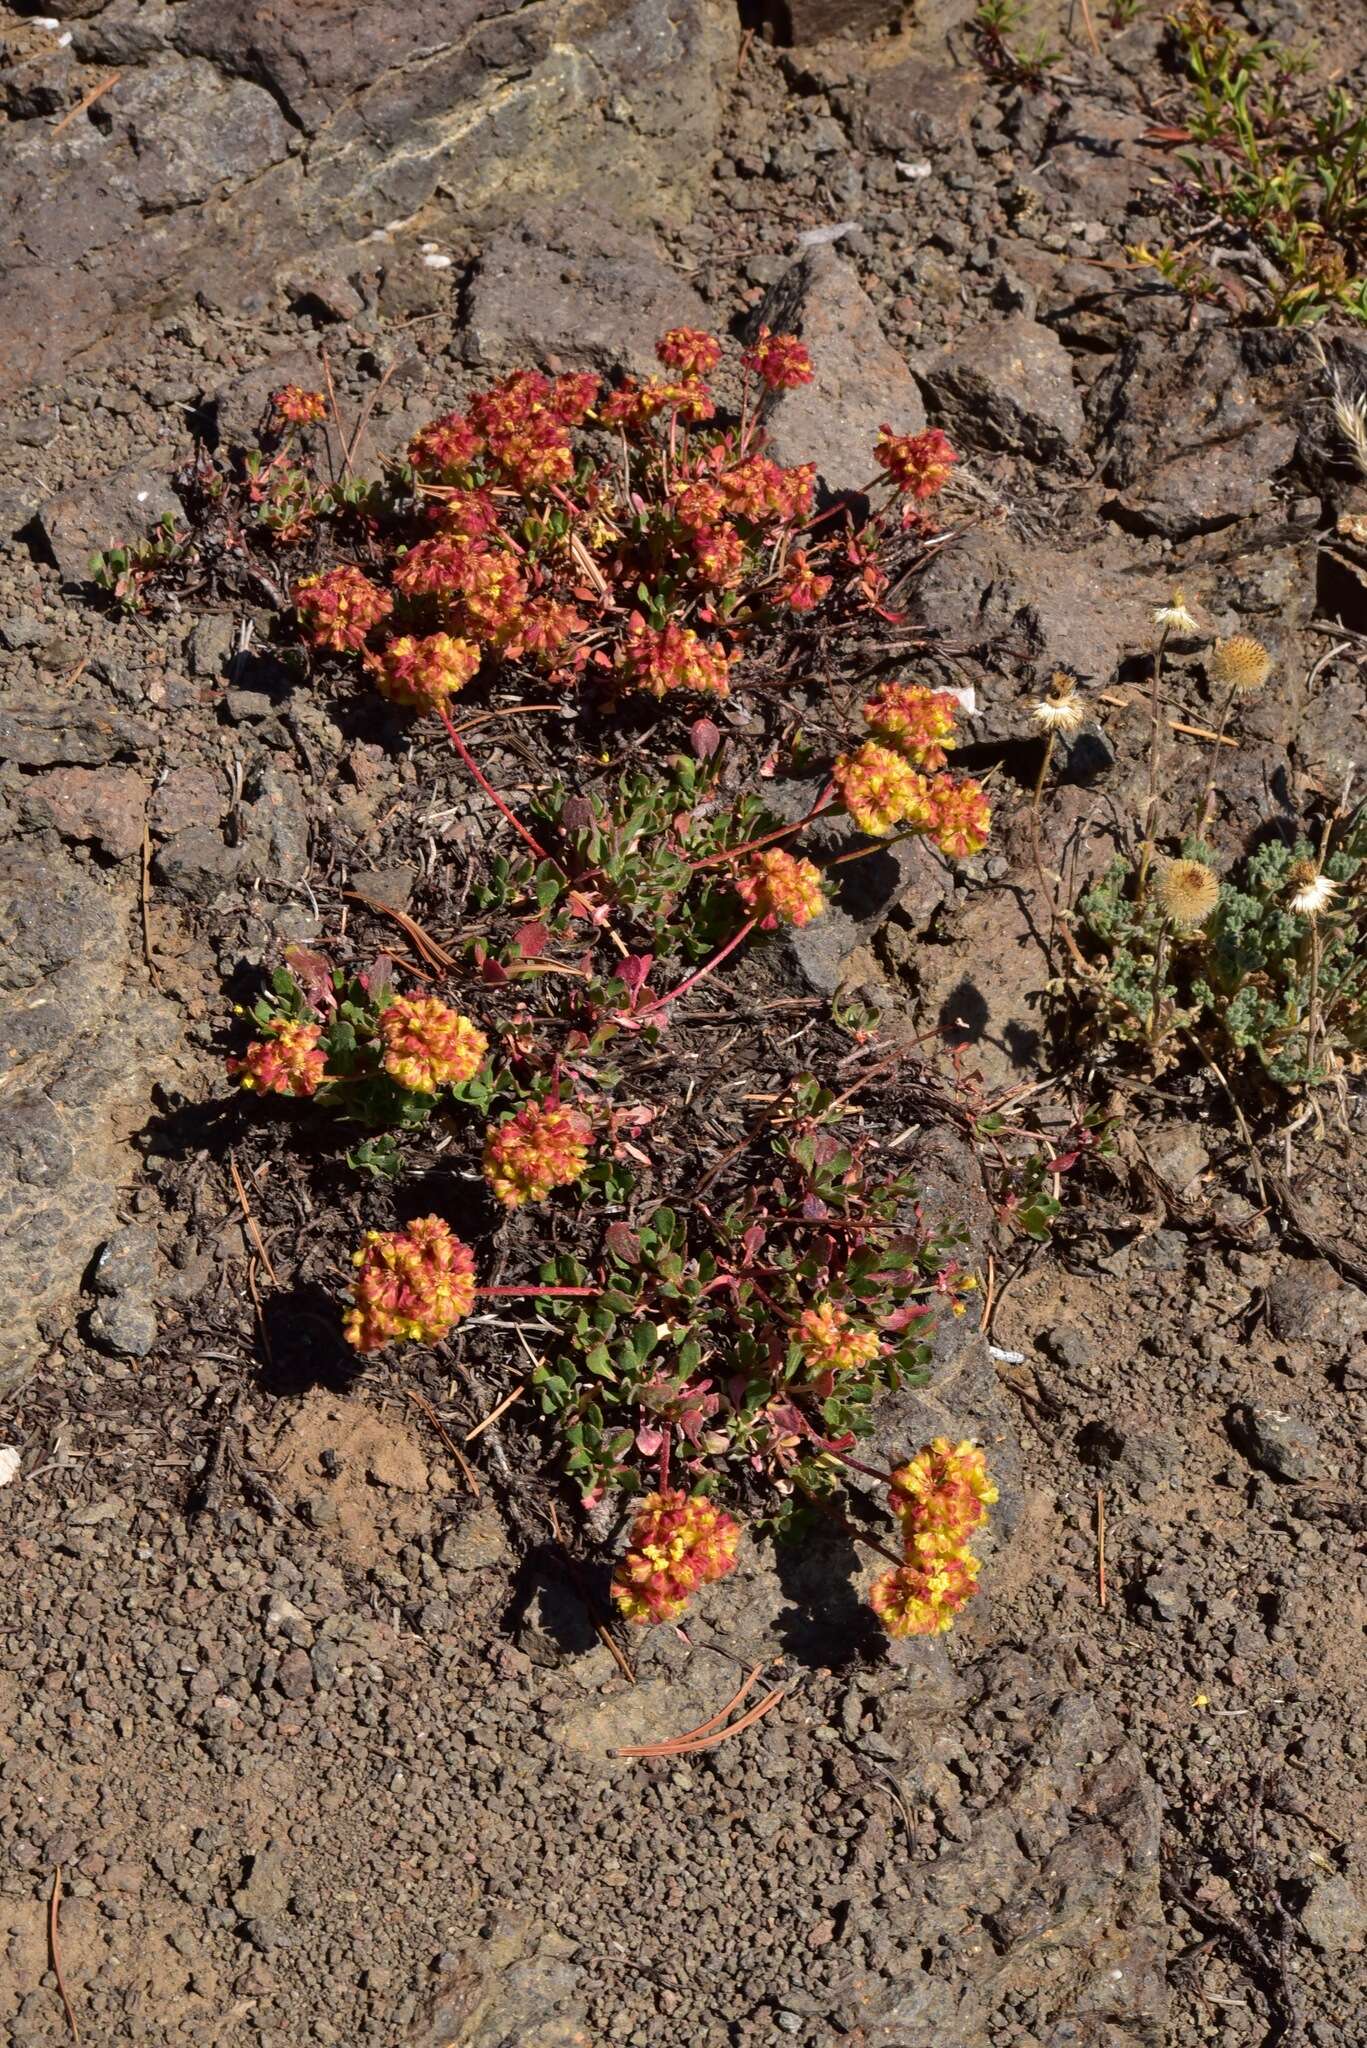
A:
<box><xmin>379</xmin><ymin>997</ymin><xmax>489</xmax><ymax>1095</ymax></box>
<box><xmin>794</xmin><ymin>1300</ymin><xmax>882</xmax><ymax>1375</ymax></box>
<box><xmin>229</xmin><ymin>1017</ymin><xmax>328</xmax><ymax>1098</ymax></box>
<box><xmin>734</xmin><ymin>849</ymin><xmax>826</xmax><ymax>929</ymax></box>
<box><xmin>863</xmin><ymin>681</ymin><xmax>960</xmax><ymax>770</ymax></box>
<box><xmin>611</xmin><ymin>1490</ymin><xmax>742</xmax><ymax>1624</ymax></box>
<box><xmin>832</xmin><ymin>741</ymin><xmax>933</xmax><ymax>837</ymax></box>
<box><xmin>293</xmin><ymin>565</ymin><xmax>392</xmax><ymax>653</ymax></box>
<box><xmin>484</xmin><ymin>1101</ymin><xmax>593</xmax><ymax>1207</ymax></box>
<box><xmin>868</xmin><ymin>1436</ymin><xmax>998</xmax><ymax>1639</ymax></box>
<box><xmin>344</xmin><ymin>1216</ymin><xmax>478</xmax><ymax>1352</ymax></box>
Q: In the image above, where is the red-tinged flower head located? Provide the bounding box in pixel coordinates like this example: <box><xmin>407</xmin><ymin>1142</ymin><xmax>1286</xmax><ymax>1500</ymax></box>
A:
<box><xmin>429</xmin><ymin>487</ymin><xmax>502</xmax><ymax>544</ymax></box>
<box><xmin>875</xmin><ymin>425</ymin><xmax>957</xmax><ymax>500</ymax></box>
<box><xmin>779</xmin><ymin>548</ymin><xmax>833</xmax><ymax>613</ymax></box>
<box><xmin>719</xmin><ymin>453</ymin><xmax>816</xmax><ymax>525</ymax></box>
<box><xmin>293</xmin><ymin>566</ymin><xmax>392</xmax><ymax>653</ymax></box>
<box><xmin>674</xmin><ymin>479</ymin><xmax>729</xmax><ymax>532</ymax></box>
<box><xmin>229</xmin><ymin>1017</ymin><xmax>327</xmax><ymax>1098</ymax></box>
<box><xmin>742</xmin><ymin>326</ymin><xmax>814</xmax><ymax>391</ymax></box>
<box><xmin>612</xmin><ymin>1489</ymin><xmax>742</xmax><ymax>1625</ymax></box>
<box><xmin>870</xmin><ymin>1550</ymin><xmax>980</xmax><ymax>1637</ymax></box>
<box><xmin>863</xmin><ymin>682</ymin><xmax>960</xmax><ymax>771</ymax></box>
<box><xmin>690</xmin><ymin>520</ymin><xmax>746</xmax><ymax>588</ymax></box>
<box><xmin>550</xmin><ymin>371</ymin><xmax>601</xmax><ymax>425</ymax></box>
<box><xmin>658</xmin><ymin>326</ymin><xmax>723</xmax><ymax>376</ymax></box>
<box><xmin>889</xmin><ymin>1438</ymin><xmax>998</xmax><ymax>1546</ymax></box>
<box><xmin>466</xmin><ymin>370</ymin><xmax>578</xmax><ymax>492</ymax></box>
<box><xmin>369</xmin><ymin>632</ymin><xmax>480</xmax><ymax>715</ymax></box>
<box><xmin>735</xmin><ymin>849</ymin><xmax>826</xmax><ymax>929</ymax></box>
<box><xmin>483</xmin><ymin>1101</ymin><xmax>592</xmax><ymax>1207</ymax></box>
<box><xmin>618</xmin><ymin>619</ymin><xmax>732</xmax><ymax>700</ymax></box>
<box><xmin>379</xmin><ymin>997</ymin><xmax>487</xmax><ymax>1095</ymax></box>
<box><xmin>930</xmin><ymin>778</ymin><xmax>991</xmax><ymax>860</ymax></box>
<box><xmin>343</xmin><ymin>1216</ymin><xmax>477</xmax><ymax>1353</ymax></box>
<box><xmin>516</xmin><ymin>594</ymin><xmax>585</xmax><ymax>668</ymax></box>
<box><xmin>408</xmin><ymin>409</ymin><xmax>483</xmax><ymax>477</ymax></box>
<box><xmin>271</xmin><ymin>385</ymin><xmax>327</xmax><ymax>426</ymax></box>
<box><xmin>795</xmin><ymin>1298</ymin><xmax>881</xmax><ymax>1374</ymax></box>
<box><xmin>832</xmin><ymin>741</ymin><xmax>934</xmax><ymax>838</ymax></box>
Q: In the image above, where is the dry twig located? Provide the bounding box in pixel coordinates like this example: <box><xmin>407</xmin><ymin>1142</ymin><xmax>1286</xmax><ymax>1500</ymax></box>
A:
<box><xmin>229</xmin><ymin>1152</ymin><xmax>278</xmax><ymax>1286</ymax></box>
<box><xmin>52</xmin><ymin>72</ymin><xmax>120</xmax><ymax>139</ymax></box>
<box><xmin>405</xmin><ymin>1389</ymin><xmax>481</xmax><ymax>1496</ymax></box>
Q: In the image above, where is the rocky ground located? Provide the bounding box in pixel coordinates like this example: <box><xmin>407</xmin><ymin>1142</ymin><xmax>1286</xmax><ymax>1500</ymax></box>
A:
<box><xmin>2</xmin><ymin>0</ymin><xmax>1367</xmax><ymax>2043</ymax></box>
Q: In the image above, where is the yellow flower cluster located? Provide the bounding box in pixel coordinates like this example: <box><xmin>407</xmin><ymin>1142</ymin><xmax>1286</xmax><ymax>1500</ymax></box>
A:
<box><xmin>343</xmin><ymin>1216</ymin><xmax>477</xmax><ymax>1353</ymax></box>
<box><xmin>734</xmin><ymin>849</ymin><xmax>826</xmax><ymax>929</ymax></box>
<box><xmin>483</xmin><ymin>1101</ymin><xmax>592</xmax><ymax>1207</ymax></box>
<box><xmin>831</xmin><ymin>741</ymin><xmax>933</xmax><ymax>837</ymax></box>
<box><xmin>228</xmin><ymin>1017</ymin><xmax>328</xmax><ymax>1098</ymax></box>
<box><xmin>379</xmin><ymin>997</ymin><xmax>488</xmax><ymax>1095</ymax></box>
<box><xmin>612</xmin><ymin>1490</ymin><xmax>742</xmax><ymax>1625</ymax></box>
<box><xmin>795</xmin><ymin>1299</ymin><xmax>881</xmax><ymax>1375</ymax></box>
<box><xmin>369</xmin><ymin>631</ymin><xmax>481</xmax><ymax>716</ymax></box>
<box><xmin>871</xmin><ymin>1438</ymin><xmax>998</xmax><ymax>1638</ymax></box>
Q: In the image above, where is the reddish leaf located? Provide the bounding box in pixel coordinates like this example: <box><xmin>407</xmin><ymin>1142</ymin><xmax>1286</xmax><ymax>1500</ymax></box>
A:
<box><xmin>283</xmin><ymin>946</ymin><xmax>337</xmax><ymax>1014</ymax></box>
<box><xmin>618</xmin><ymin>953</ymin><xmax>654</xmax><ymax>996</ymax></box>
<box><xmin>690</xmin><ymin>717</ymin><xmax>720</xmax><ymax>760</ymax></box>
<box><xmin>605</xmin><ymin>1221</ymin><xmax>642</xmax><ymax>1264</ymax></box>
<box><xmin>515</xmin><ymin>918</ymin><xmax>550</xmax><ymax>960</ymax></box>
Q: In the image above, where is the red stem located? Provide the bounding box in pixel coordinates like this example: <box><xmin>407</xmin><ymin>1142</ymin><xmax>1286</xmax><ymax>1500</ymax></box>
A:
<box><xmin>477</xmin><ymin>1284</ymin><xmax>602</xmax><ymax>1299</ymax></box>
<box><xmin>634</xmin><ymin>913</ymin><xmax>759</xmax><ymax>1016</ymax></box>
<box><xmin>687</xmin><ymin>782</ymin><xmax>837</xmax><ymax>872</ymax></box>
<box><xmin>437</xmin><ymin>702</ymin><xmax>554</xmax><ymax>866</ymax></box>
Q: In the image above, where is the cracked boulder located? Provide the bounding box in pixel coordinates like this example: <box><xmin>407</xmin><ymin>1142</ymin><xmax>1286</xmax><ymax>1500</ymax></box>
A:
<box><xmin>0</xmin><ymin>846</ymin><xmax>180</xmax><ymax>1389</ymax></box>
<box><xmin>3</xmin><ymin>0</ymin><xmax>738</xmax><ymax>400</ymax></box>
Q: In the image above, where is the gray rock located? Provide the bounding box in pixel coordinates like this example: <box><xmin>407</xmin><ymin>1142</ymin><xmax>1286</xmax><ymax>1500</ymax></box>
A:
<box><xmin>916</xmin><ymin>313</ymin><xmax>1085</xmax><ymax>462</ymax></box>
<box><xmin>36</xmin><ymin>466</ymin><xmax>184</xmax><ymax>585</ymax></box>
<box><xmin>20</xmin><ymin>765</ymin><xmax>150</xmax><ymax>861</ymax></box>
<box><xmin>1144</xmin><ymin>1122</ymin><xmax>1210</xmax><ymax>1196</ymax></box>
<box><xmin>152</xmin><ymin>826</ymin><xmax>245</xmax><ymax>902</ymax></box>
<box><xmin>1300</xmin><ymin>1873</ymin><xmax>1367</xmax><ymax>1953</ymax></box>
<box><xmin>404</xmin><ymin>1910</ymin><xmax>586</xmax><ymax>2047</ymax></box>
<box><xmin>93</xmin><ymin>1226</ymin><xmax>160</xmax><ymax>1299</ymax></box>
<box><xmin>88</xmin><ymin>1297</ymin><xmax>160</xmax><ymax>1359</ymax></box>
<box><xmin>463</xmin><ymin>209</ymin><xmax>710</xmax><ymax>378</ymax></box>
<box><xmin>1093</xmin><ymin>331</ymin><xmax>1299</xmax><ymax>539</ymax></box>
<box><xmin>0</xmin><ymin>700</ymin><xmax>158</xmax><ymax>770</ymax></box>
<box><xmin>748</xmin><ymin>247</ymin><xmax>926</xmax><ymax>494</ymax></box>
<box><xmin>1229</xmin><ymin>1403</ymin><xmax>1324</xmax><ymax>1483</ymax></box>
<box><xmin>0</xmin><ymin>847</ymin><xmax>180</xmax><ymax>1388</ymax></box>
<box><xmin>189</xmin><ymin>614</ymin><xmax>239</xmax><ymax>678</ymax></box>
<box><xmin>1139</xmin><ymin>1571</ymin><xmax>1191</xmax><ymax>1624</ymax></box>
<box><xmin>233</xmin><ymin>1843</ymin><xmax>292</xmax><ymax>1921</ymax></box>
<box><xmin>4</xmin><ymin>0</ymin><xmax>738</xmax><ymax>403</ymax></box>
<box><xmin>1267</xmin><ymin>1260</ymin><xmax>1367</xmax><ymax>1350</ymax></box>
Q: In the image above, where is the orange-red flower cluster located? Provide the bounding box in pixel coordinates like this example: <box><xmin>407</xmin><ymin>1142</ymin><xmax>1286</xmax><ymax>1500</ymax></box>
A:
<box><xmin>343</xmin><ymin>1215</ymin><xmax>477</xmax><ymax>1352</ymax></box>
<box><xmin>272</xmin><ymin>386</ymin><xmax>328</xmax><ymax>426</ymax></box>
<box><xmin>368</xmin><ymin>631</ymin><xmax>480</xmax><ymax>715</ymax></box>
<box><xmin>717</xmin><ymin>452</ymin><xmax>816</xmax><ymax>524</ymax></box>
<box><xmin>928</xmin><ymin>779</ymin><xmax>992</xmax><ymax>859</ymax></box>
<box><xmin>832</xmin><ymin>741</ymin><xmax>933</xmax><ymax>838</ymax></box>
<box><xmin>617</xmin><ymin>618</ymin><xmax>732</xmax><ymax>699</ymax></box>
<box><xmin>734</xmin><ymin>848</ymin><xmax>826</xmax><ymax>929</ymax></box>
<box><xmin>742</xmin><ymin>326</ymin><xmax>814</xmax><ymax>391</ymax></box>
<box><xmin>657</xmin><ymin>327</ymin><xmax>723</xmax><ymax>377</ymax></box>
<box><xmin>228</xmin><ymin>1017</ymin><xmax>327</xmax><ymax>1098</ymax></box>
<box><xmin>612</xmin><ymin>1490</ymin><xmax>742</xmax><ymax>1624</ymax></box>
<box><xmin>293</xmin><ymin>566</ymin><xmax>392</xmax><ymax>653</ymax></box>
<box><xmin>870</xmin><ymin>1437</ymin><xmax>998</xmax><ymax>1638</ymax></box>
<box><xmin>863</xmin><ymin>682</ymin><xmax>960</xmax><ymax>771</ymax></box>
<box><xmin>379</xmin><ymin>997</ymin><xmax>488</xmax><ymax>1095</ymax></box>
<box><xmin>874</xmin><ymin>426</ymin><xmax>957</xmax><ymax>501</ymax></box>
<box><xmin>780</xmin><ymin>549</ymin><xmax>833</xmax><ymax>613</ymax></box>
<box><xmin>483</xmin><ymin>1101</ymin><xmax>592</xmax><ymax>1207</ymax></box>
<box><xmin>795</xmin><ymin>1299</ymin><xmax>881</xmax><ymax>1374</ymax></box>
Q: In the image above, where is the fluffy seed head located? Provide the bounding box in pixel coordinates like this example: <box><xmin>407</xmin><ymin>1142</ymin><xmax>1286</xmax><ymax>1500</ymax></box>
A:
<box><xmin>1153</xmin><ymin>588</ymin><xmax>1199</xmax><ymax>636</ymax></box>
<box><xmin>1155</xmin><ymin>858</ymin><xmax>1221</xmax><ymax>930</ymax></box>
<box><xmin>1285</xmin><ymin>860</ymin><xmax>1338</xmax><ymax>918</ymax></box>
<box><xmin>1031</xmin><ymin>672</ymin><xmax>1085</xmax><ymax>735</ymax></box>
<box><xmin>1208</xmin><ymin>634</ymin><xmax>1273</xmax><ymax>696</ymax></box>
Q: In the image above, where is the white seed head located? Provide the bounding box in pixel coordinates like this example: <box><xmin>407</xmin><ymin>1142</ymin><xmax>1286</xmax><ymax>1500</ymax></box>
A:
<box><xmin>1153</xmin><ymin>589</ymin><xmax>1199</xmax><ymax>636</ymax></box>
<box><xmin>1155</xmin><ymin>858</ymin><xmax>1221</xmax><ymax>931</ymax></box>
<box><xmin>1286</xmin><ymin>863</ymin><xmax>1337</xmax><ymax>918</ymax></box>
<box><xmin>1031</xmin><ymin>695</ymin><xmax>1085</xmax><ymax>734</ymax></box>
